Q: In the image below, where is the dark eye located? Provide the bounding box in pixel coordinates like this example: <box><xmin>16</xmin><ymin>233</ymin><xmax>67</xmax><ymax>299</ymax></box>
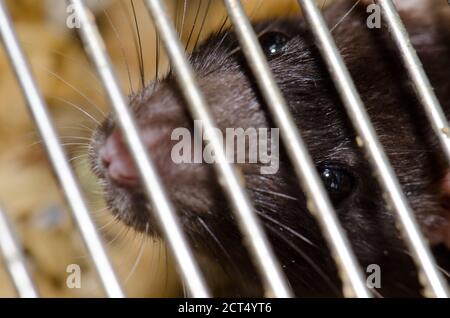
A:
<box><xmin>259</xmin><ymin>31</ymin><xmax>290</xmax><ymax>57</ymax></box>
<box><xmin>317</xmin><ymin>164</ymin><xmax>355</xmax><ymax>203</ymax></box>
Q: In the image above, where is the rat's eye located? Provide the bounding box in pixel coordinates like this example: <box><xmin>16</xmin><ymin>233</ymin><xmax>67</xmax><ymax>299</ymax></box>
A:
<box><xmin>259</xmin><ymin>31</ymin><xmax>290</xmax><ymax>57</ymax></box>
<box><xmin>317</xmin><ymin>164</ymin><xmax>355</xmax><ymax>203</ymax></box>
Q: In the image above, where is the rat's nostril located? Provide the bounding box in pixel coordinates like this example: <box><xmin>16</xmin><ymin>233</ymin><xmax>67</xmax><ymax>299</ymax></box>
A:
<box><xmin>108</xmin><ymin>159</ymin><xmax>139</xmax><ymax>187</ymax></box>
<box><xmin>100</xmin><ymin>129</ymin><xmax>139</xmax><ymax>187</ymax></box>
<box><xmin>99</xmin><ymin>146</ymin><xmax>111</xmax><ymax>168</ymax></box>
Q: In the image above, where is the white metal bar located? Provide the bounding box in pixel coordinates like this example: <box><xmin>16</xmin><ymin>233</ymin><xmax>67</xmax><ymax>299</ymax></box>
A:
<box><xmin>68</xmin><ymin>0</ymin><xmax>210</xmax><ymax>297</ymax></box>
<box><xmin>296</xmin><ymin>0</ymin><xmax>449</xmax><ymax>298</ymax></box>
<box><xmin>0</xmin><ymin>205</ymin><xmax>38</xmax><ymax>298</ymax></box>
<box><xmin>144</xmin><ymin>0</ymin><xmax>293</xmax><ymax>297</ymax></box>
<box><xmin>0</xmin><ymin>0</ymin><xmax>124</xmax><ymax>298</ymax></box>
<box><xmin>377</xmin><ymin>0</ymin><xmax>450</xmax><ymax>165</ymax></box>
<box><xmin>223</xmin><ymin>0</ymin><xmax>371</xmax><ymax>298</ymax></box>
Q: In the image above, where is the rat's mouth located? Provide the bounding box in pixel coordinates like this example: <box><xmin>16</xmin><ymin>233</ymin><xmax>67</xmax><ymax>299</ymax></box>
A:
<box><xmin>101</xmin><ymin>180</ymin><xmax>157</xmax><ymax>234</ymax></box>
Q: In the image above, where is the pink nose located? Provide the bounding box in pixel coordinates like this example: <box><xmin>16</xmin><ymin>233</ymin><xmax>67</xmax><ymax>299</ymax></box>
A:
<box><xmin>99</xmin><ymin>130</ymin><xmax>139</xmax><ymax>187</ymax></box>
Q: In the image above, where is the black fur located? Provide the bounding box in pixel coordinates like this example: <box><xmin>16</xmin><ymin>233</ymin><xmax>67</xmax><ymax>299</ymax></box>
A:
<box><xmin>90</xmin><ymin>0</ymin><xmax>450</xmax><ymax>297</ymax></box>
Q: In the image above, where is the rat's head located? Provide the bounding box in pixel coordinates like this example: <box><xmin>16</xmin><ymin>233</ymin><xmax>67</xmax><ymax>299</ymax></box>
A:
<box><xmin>89</xmin><ymin>1</ymin><xmax>450</xmax><ymax>296</ymax></box>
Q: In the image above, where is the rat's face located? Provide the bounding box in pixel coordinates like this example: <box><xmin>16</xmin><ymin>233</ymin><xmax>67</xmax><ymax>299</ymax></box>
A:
<box><xmin>90</xmin><ymin>1</ymin><xmax>450</xmax><ymax>297</ymax></box>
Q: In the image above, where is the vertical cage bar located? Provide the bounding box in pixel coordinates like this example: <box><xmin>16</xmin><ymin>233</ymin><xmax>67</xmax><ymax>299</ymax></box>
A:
<box><xmin>68</xmin><ymin>0</ymin><xmax>210</xmax><ymax>297</ymax></box>
<box><xmin>223</xmin><ymin>0</ymin><xmax>371</xmax><ymax>298</ymax></box>
<box><xmin>144</xmin><ymin>0</ymin><xmax>293</xmax><ymax>297</ymax></box>
<box><xmin>296</xmin><ymin>0</ymin><xmax>449</xmax><ymax>298</ymax></box>
<box><xmin>377</xmin><ymin>0</ymin><xmax>450</xmax><ymax>165</ymax></box>
<box><xmin>0</xmin><ymin>0</ymin><xmax>124</xmax><ymax>298</ymax></box>
<box><xmin>0</xmin><ymin>205</ymin><xmax>38</xmax><ymax>298</ymax></box>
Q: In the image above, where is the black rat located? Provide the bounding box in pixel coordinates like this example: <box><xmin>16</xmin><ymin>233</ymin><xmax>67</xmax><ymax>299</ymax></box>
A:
<box><xmin>89</xmin><ymin>0</ymin><xmax>450</xmax><ymax>297</ymax></box>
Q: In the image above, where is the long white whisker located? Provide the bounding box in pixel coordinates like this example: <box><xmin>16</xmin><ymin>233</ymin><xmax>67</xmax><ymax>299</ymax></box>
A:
<box><xmin>37</xmin><ymin>67</ymin><xmax>107</xmax><ymax>118</ymax></box>
<box><xmin>264</xmin><ymin>223</ymin><xmax>340</xmax><ymax>295</ymax></box>
<box><xmin>252</xmin><ymin>188</ymin><xmax>298</xmax><ymax>201</ymax></box>
<box><xmin>99</xmin><ymin>0</ymin><xmax>135</xmax><ymax>94</ymax></box>
<box><xmin>255</xmin><ymin>210</ymin><xmax>316</xmax><ymax>248</ymax></box>
<box><xmin>124</xmin><ymin>223</ymin><xmax>149</xmax><ymax>283</ymax></box>
<box><xmin>51</xmin><ymin>96</ymin><xmax>102</xmax><ymax>125</ymax></box>
<box><xmin>330</xmin><ymin>0</ymin><xmax>361</xmax><ymax>33</ymax></box>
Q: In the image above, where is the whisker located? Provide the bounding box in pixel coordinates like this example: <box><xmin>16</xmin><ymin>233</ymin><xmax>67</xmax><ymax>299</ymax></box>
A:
<box><xmin>21</xmin><ymin>41</ymin><xmax>103</xmax><ymax>89</ymax></box>
<box><xmin>130</xmin><ymin>0</ymin><xmax>146</xmax><ymax>88</ymax></box>
<box><xmin>120</xmin><ymin>0</ymin><xmax>144</xmax><ymax>88</ymax></box>
<box><xmin>100</xmin><ymin>0</ymin><xmax>135</xmax><ymax>94</ymax></box>
<box><xmin>102</xmin><ymin>221</ymin><xmax>126</xmax><ymax>247</ymax></box>
<box><xmin>264</xmin><ymin>222</ymin><xmax>340</xmax><ymax>296</ymax></box>
<box><xmin>24</xmin><ymin>123</ymin><xmax>95</xmax><ymax>146</ymax></box>
<box><xmin>215</xmin><ymin>11</ymin><xmax>229</xmax><ymax>36</ymax></box>
<box><xmin>330</xmin><ymin>0</ymin><xmax>361</xmax><ymax>33</ymax></box>
<box><xmin>249</xmin><ymin>0</ymin><xmax>264</xmax><ymax>20</ymax></box>
<box><xmin>97</xmin><ymin>216</ymin><xmax>118</xmax><ymax>231</ymax></box>
<box><xmin>179</xmin><ymin>0</ymin><xmax>188</xmax><ymax>40</ymax></box>
<box><xmin>50</xmin><ymin>96</ymin><xmax>102</xmax><ymax>126</ymax></box>
<box><xmin>193</xmin><ymin>0</ymin><xmax>212</xmax><ymax>50</ymax></box>
<box><xmin>185</xmin><ymin>0</ymin><xmax>203</xmax><ymax>51</ymax></box>
<box><xmin>60</xmin><ymin>136</ymin><xmax>92</xmax><ymax>142</ymax></box>
<box><xmin>164</xmin><ymin>242</ymin><xmax>169</xmax><ymax>295</ymax></box>
<box><xmin>206</xmin><ymin>24</ymin><xmax>277</xmax><ymax>76</ymax></box>
<box><xmin>56</xmin><ymin>124</ymin><xmax>96</xmax><ymax>135</ymax></box>
<box><xmin>60</xmin><ymin>143</ymin><xmax>90</xmax><ymax>147</ymax></box>
<box><xmin>69</xmin><ymin>153</ymin><xmax>89</xmax><ymax>163</ymax></box>
<box><xmin>91</xmin><ymin>206</ymin><xmax>111</xmax><ymax>217</ymax></box>
<box><xmin>155</xmin><ymin>27</ymin><xmax>161</xmax><ymax>82</ymax></box>
<box><xmin>37</xmin><ymin>67</ymin><xmax>106</xmax><ymax>119</ymax></box>
<box><xmin>124</xmin><ymin>223</ymin><xmax>149</xmax><ymax>284</ymax></box>
<box><xmin>438</xmin><ymin>265</ymin><xmax>450</xmax><ymax>279</ymax></box>
<box><xmin>252</xmin><ymin>188</ymin><xmax>299</xmax><ymax>201</ymax></box>
<box><xmin>255</xmin><ymin>210</ymin><xmax>317</xmax><ymax>248</ymax></box>
<box><xmin>149</xmin><ymin>237</ymin><xmax>161</xmax><ymax>290</ymax></box>
<box><xmin>197</xmin><ymin>216</ymin><xmax>235</xmax><ymax>266</ymax></box>
<box><xmin>175</xmin><ymin>0</ymin><xmax>181</xmax><ymax>34</ymax></box>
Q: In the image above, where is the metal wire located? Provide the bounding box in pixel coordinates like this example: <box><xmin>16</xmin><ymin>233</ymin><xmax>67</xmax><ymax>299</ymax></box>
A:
<box><xmin>0</xmin><ymin>205</ymin><xmax>38</xmax><ymax>298</ymax></box>
<box><xmin>68</xmin><ymin>0</ymin><xmax>210</xmax><ymax>298</ymax></box>
<box><xmin>0</xmin><ymin>0</ymin><xmax>447</xmax><ymax>299</ymax></box>
<box><xmin>223</xmin><ymin>0</ymin><xmax>371</xmax><ymax>298</ymax></box>
<box><xmin>143</xmin><ymin>0</ymin><xmax>293</xmax><ymax>298</ymax></box>
<box><xmin>296</xmin><ymin>0</ymin><xmax>449</xmax><ymax>298</ymax></box>
<box><xmin>377</xmin><ymin>0</ymin><xmax>450</xmax><ymax>165</ymax></box>
<box><xmin>0</xmin><ymin>0</ymin><xmax>124</xmax><ymax>298</ymax></box>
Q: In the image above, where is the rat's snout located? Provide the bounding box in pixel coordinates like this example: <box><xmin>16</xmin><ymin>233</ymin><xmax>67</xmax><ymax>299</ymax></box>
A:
<box><xmin>99</xmin><ymin>129</ymin><xmax>139</xmax><ymax>188</ymax></box>
<box><xmin>98</xmin><ymin>119</ymin><xmax>178</xmax><ymax>188</ymax></box>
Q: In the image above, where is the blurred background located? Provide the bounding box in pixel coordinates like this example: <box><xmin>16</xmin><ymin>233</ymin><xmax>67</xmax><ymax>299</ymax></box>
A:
<box><xmin>0</xmin><ymin>0</ymin><xmax>327</xmax><ymax>297</ymax></box>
